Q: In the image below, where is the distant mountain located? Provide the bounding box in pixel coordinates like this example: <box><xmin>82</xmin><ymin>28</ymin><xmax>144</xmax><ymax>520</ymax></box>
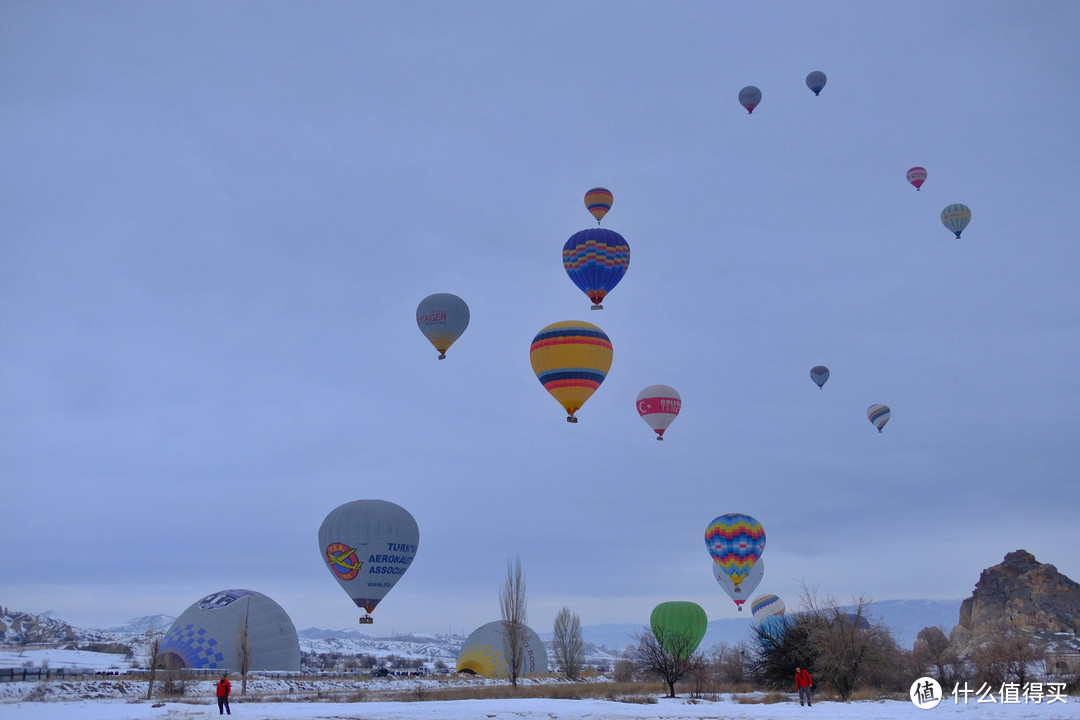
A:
<box><xmin>98</xmin><ymin>614</ymin><xmax>177</xmax><ymax>636</ymax></box>
<box><xmin>570</xmin><ymin>599</ymin><xmax>962</xmax><ymax>653</ymax></box>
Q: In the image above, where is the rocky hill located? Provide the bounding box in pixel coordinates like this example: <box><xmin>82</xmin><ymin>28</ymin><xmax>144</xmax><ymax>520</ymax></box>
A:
<box><xmin>958</xmin><ymin>549</ymin><xmax>1080</xmax><ymax>638</ymax></box>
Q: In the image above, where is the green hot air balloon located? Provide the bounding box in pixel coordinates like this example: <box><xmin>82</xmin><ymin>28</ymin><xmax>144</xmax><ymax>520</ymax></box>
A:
<box><xmin>650</xmin><ymin>601</ymin><xmax>708</xmax><ymax>658</ymax></box>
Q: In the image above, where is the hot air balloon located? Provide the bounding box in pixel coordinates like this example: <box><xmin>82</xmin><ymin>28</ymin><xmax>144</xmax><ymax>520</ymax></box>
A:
<box><xmin>906</xmin><ymin>167</ymin><xmax>927</xmax><ymax>191</ymax></box>
<box><xmin>713</xmin><ymin>557</ymin><xmax>764</xmax><ymax>611</ymax></box>
<box><xmin>810</xmin><ymin>366</ymin><xmax>830</xmax><ymax>389</ymax></box>
<box><xmin>941</xmin><ymin>204</ymin><xmax>971</xmax><ymax>238</ymax></box>
<box><xmin>636</xmin><ymin>385</ymin><xmax>681</xmax><ymax>440</ymax></box>
<box><xmin>705</xmin><ymin>514</ymin><xmax>766</xmax><ymax>587</ymax></box>
<box><xmin>562</xmin><ymin>227</ymin><xmax>630</xmax><ymax>310</ymax></box>
<box><xmin>751</xmin><ymin>594</ymin><xmax>786</xmax><ymax>623</ymax></box>
<box><xmin>456</xmin><ymin>621</ymin><xmax>549</xmax><ymax>677</ymax></box>
<box><xmin>650</xmin><ymin>601</ymin><xmax>708</xmax><ymax>658</ymax></box>
<box><xmin>416</xmin><ymin>293</ymin><xmax>470</xmax><ymax>359</ymax></box>
<box><xmin>739</xmin><ymin>85</ymin><xmax>762</xmax><ymax>114</ymax></box>
<box><xmin>529</xmin><ymin>321</ymin><xmax>613</xmax><ymax>423</ymax></box>
<box><xmin>806</xmin><ymin>71</ymin><xmax>827</xmax><ymax>96</ymax></box>
<box><xmin>318</xmin><ymin>500</ymin><xmax>419</xmax><ymax>624</ymax></box>
<box><xmin>584</xmin><ymin>187</ymin><xmax>613</xmax><ymax>224</ymax></box>
<box><xmin>867</xmin><ymin>404</ymin><xmax>890</xmax><ymax>433</ymax></box>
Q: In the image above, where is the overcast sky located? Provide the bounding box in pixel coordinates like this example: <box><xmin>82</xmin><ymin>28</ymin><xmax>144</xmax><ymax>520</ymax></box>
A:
<box><xmin>3</xmin><ymin>2</ymin><xmax>1079</xmax><ymax>637</ymax></box>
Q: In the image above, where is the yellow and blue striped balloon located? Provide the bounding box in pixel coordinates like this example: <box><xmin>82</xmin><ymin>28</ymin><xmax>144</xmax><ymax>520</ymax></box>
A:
<box><xmin>529</xmin><ymin>321</ymin><xmax>613</xmax><ymax>423</ymax></box>
<box><xmin>584</xmin><ymin>187</ymin><xmax>613</xmax><ymax>224</ymax></box>
<box><xmin>941</xmin><ymin>204</ymin><xmax>971</xmax><ymax>238</ymax></box>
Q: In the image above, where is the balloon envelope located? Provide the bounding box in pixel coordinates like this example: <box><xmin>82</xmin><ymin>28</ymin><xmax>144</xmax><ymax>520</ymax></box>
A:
<box><xmin>562</xmin><ymin>227</ymin><xmax>630</xmax><ymax>309</ymax></box>
<box><xmin>739</xmin><ymin>85</ymin><xmax>762</xmax><ymax>113</ymax></box>
<box><xmin>751</xmin><ymin>594</ymin><xmax>786</xmax><ymax>623</ymax></box>
<box><xmin>941</xmin><ymin>204</ymin><xmax>972</xmax><ymax>238</ymax></box>
<box><xmin>456</xmin><ymin>621</ymin><xmax>549</xmax><ymax>677</ymax></box>
<box><xmin>906</xmin><ymin>167</ymin><xmax>927</xmax><ymax>191</ymax></box>
<box><xmin>636</xmin><ymin>384</ymin><xmax>681</xmax><ymax>440</ymax></box>
<box><xmin>416</xmin><ymin>293</ymin><xmax>470</xmax><ymax>359</ymax></box>
<box><xmin>867</xmin><ymin>404</ymin><xmax>891</xmax><ymax>432</ymax></box>
<box><xmin>705</xmin><ymin>513</ymin><xmax>766</xmax><ymax>586</ymax></box>
<box><xmin>806</xmin><ymin>71</ymin><xmax>827</xmax><ymax>95</ymax></box>
<box><xmin>530</xmin><ymin>321</ymin><xmax>613</xmax><ymax>422</ymax></box>
<box><xmin>650</xmin><ymin>601</ymin><xmax>708</xmax><ymax>658</ymax></box>
<box><xmin>584</xmin><ymin>187</ymin><xmax>613</xmax><ymax>224</ymax></box>
<box><xmin>809</xmin><ymin>365</ymin><xmax>830</xmax><ymax>389</ymax></box>
<box><xmin>713</xmin><ymin>556</ymin><xmax>764</xmax><ymax>611</ymax></box>
<box><xmin>318</xmin><ymin>500</ymin><xmax>419</xmax><ymax>617</ymax></box>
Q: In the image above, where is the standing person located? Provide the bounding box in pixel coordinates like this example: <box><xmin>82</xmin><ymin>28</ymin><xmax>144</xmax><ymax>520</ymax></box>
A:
<box><xmin>216</xmin><ymin>673</ymin><xmax>232</xmax><ymax>715</ymax></box>
<box><xmin>795</xmin><ymin>666</ymin><xmax>813</xmax><ymax>706</ymax></box>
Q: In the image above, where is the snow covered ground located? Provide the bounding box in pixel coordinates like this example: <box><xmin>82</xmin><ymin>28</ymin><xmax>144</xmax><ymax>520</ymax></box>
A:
<box><xmin>2</xmin><ymin>692</ymin><xmax>1079</xmax><ymax>720</ymax></box>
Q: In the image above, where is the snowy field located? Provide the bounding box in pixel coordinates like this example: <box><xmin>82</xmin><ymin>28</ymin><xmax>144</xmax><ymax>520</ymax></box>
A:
<box><xmin>2</xmin><ymin>693</ymin><xmax>1079</xmax><ymax>720</ymax></box>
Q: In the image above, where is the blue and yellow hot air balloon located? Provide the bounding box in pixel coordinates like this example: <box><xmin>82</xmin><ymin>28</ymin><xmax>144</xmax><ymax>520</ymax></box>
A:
<box><xmin>529</xmin><ymin>321</ymin><xmax>613</xmax><ymax>423</ymax></box>
<box><xmin>941</xmin><ymin>204</ymin><xmax>971</xmax><ymax>238</ymax></box>
<box><xmin>705</xmin><ymin>513</ymin><xmax>766</xmax><ymax>587</ymax></box>
<box><xmin>563</xmin><ymin>228</ymin><xmax>630</xmax><ymax>310</ymax></box>
<box><xmin>867</xmin><ymin>404</ymin><xmax>891</xmax><ymax>433</ymax></box>
<box><xmin>584</xmin><ymin>187</ymin><xmax>613</xmax><ymax>224</ymax></box>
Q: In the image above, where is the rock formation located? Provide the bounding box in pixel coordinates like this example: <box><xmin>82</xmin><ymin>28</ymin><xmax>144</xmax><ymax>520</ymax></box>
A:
<box><xmin>958</xmin><ymin>549</ymin><xmax>1080</xmax><ymax>637</ymax></box>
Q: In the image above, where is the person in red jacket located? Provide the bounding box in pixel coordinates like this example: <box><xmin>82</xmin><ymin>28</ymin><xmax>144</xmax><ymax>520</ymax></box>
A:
<box><xmin>216</xmin><ymin>673</ymin><xmax>232</xmax><ymax>715</ymax></box>
<box><xmin>795</xmin><ymin>666</ymin><xmax>813</xmax><ymax>706</ymax></box>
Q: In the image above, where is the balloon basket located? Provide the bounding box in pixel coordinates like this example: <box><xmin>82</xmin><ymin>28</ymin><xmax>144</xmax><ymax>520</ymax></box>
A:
<box><xmin>590</xmin><ymin>304</ymin><xmax>603</xmax><ymax>310</ymax></box>
<box><xmin>358</xmin><ymin>615</ymin><xmax>374</xmax><ymax>625</ymax></box>
<box><xmin>656</xmin><ymin>436</ymin><xmax>663</xmax><ymax>441</ymax></box>
<box><xmin>437</xmin><ymin>353</ymin><xmax>446</xmax><ymax>360</ymax></box>
<box><xmin>566</xmin><ymin>416</ymin><xmax>578</xmax><ymax>423</ymax></box>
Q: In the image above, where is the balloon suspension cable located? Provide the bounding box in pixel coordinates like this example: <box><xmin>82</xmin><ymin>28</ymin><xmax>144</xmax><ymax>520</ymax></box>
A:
<box><xmin>566</xmin><ymin>415</ymin><xmax>578</xmax><ymax>423</ymax></box>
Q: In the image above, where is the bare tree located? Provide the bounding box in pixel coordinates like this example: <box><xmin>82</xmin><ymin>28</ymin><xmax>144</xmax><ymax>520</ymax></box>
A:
<box><xmin>552</xmin><ymin>606</ymin><xmax>585</xmax><ymax>680</ymax></box>
<box><xmin>631</xmin><ymin>626</ymin><xmax>703</xmax><ymax>697</ymax></box>
<box><xmin>799</xmin><ymin>587</ymin><xmax>900</xmax><ymax>700</ymax></box>
<box><xmin>498</xmin><ymin>556</ymin><xmax>527</xmax><ymax>687</ymax></box>
<box><xmin>144</xmin><ymin>633</ymin><xmax>163</xmax><ymax>700</ymax></box>
<box><xmin>914</xmin><ymin>626</ymin><xmax>961</xmax><ymax>685</ymax></box>
<box><xmin>970</xmin><ymin>630</ymin><xmax>1046</xmax><ymax>688</ymax></box>
<box><xmin>237</xmin><ymin>596</ymin><xmax>252</xmax><ymax>696</ymax></box>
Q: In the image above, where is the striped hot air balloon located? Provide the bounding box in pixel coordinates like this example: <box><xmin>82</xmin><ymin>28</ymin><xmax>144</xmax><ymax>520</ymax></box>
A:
<box><xmin>529</xmin><ymin>321</ymin><xmax>613</xmax><ymax>423</ymax></box>
<box><xmin>867</xmin><ymin>404</ymin><xmax>891</xmax><ymax>433</ymax></box>
<box><xmin>563</xmin><ymin>227</ymin><xmax>630</xmax><ymax>310</ymax></box>
<box><xmin>584</xmin><ymin>187</ymin><xmax>613</xmax><ymax>224</ymax></box>
<box><xmin>705</xmin><ymin>513</ymin><xmax>766</xmax><ymax>587</ymax></box>
<box><xmin>941</xmin><ymin>204</ymin><xmax>971</xmax><ymax>238</ymax></box>
<box><xmin>751</xmin><ymin>594</ymin><xmax>786</xmax><ymax>623</ymax></box>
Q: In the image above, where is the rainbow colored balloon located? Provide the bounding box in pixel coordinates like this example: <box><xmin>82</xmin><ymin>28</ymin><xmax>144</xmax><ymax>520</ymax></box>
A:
<box><xmin>584</xmin><ymin>187</ymin><xmax>613</xmax><ymax>224</ymax></box>
<box><xmin>713</xmin><ymin>556</ymin><xmax>764</xmax><ymax>611</ymax></box>
<box><xmin>941</xmin><ymin>204</ymin><xmax>972</xmax><ymax>238</ymax></box>
<box><xmin>562</xmin><ymin>227</ymin><xmax>630</xmax><ymax>310</ymax></box>
<box><xmin>867</xmin><ymin>404</ymin><xmax>891</xmax><ymax>433</ymax></box>
<box><xmin>751</xmin><ymin>594</ymin><xmax>786</xmax><ymax>623</ymax></box>
<box><xmin>705</xmin><ymin>513</ymin><xmax>766</xmax><ymax>587</ymax></box>
<box><xmin>529</xmin><ymin>321</ymin><xmax>613</xmax><ymax>423</ymax></box>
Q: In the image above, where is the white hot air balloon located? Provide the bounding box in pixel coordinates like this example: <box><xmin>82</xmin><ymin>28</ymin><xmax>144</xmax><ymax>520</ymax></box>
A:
<box><xmin>713</xmin><ymin>557</ymin><xmax>764</xmax><ymax>612</ymax></box>
<box><xmin>318</xmin><ymin>499</ymin><xmax>419</xmax><ymax>624</ymax></box>
<box><xmin>636</xmin><ymin>385</ymin><xmax>682</xmax><ymax>440</ymax></box>
<box><xmin>416</xmin><ymin>293</ymin><xmax>470</xmax><ymax>359</ymax></box>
